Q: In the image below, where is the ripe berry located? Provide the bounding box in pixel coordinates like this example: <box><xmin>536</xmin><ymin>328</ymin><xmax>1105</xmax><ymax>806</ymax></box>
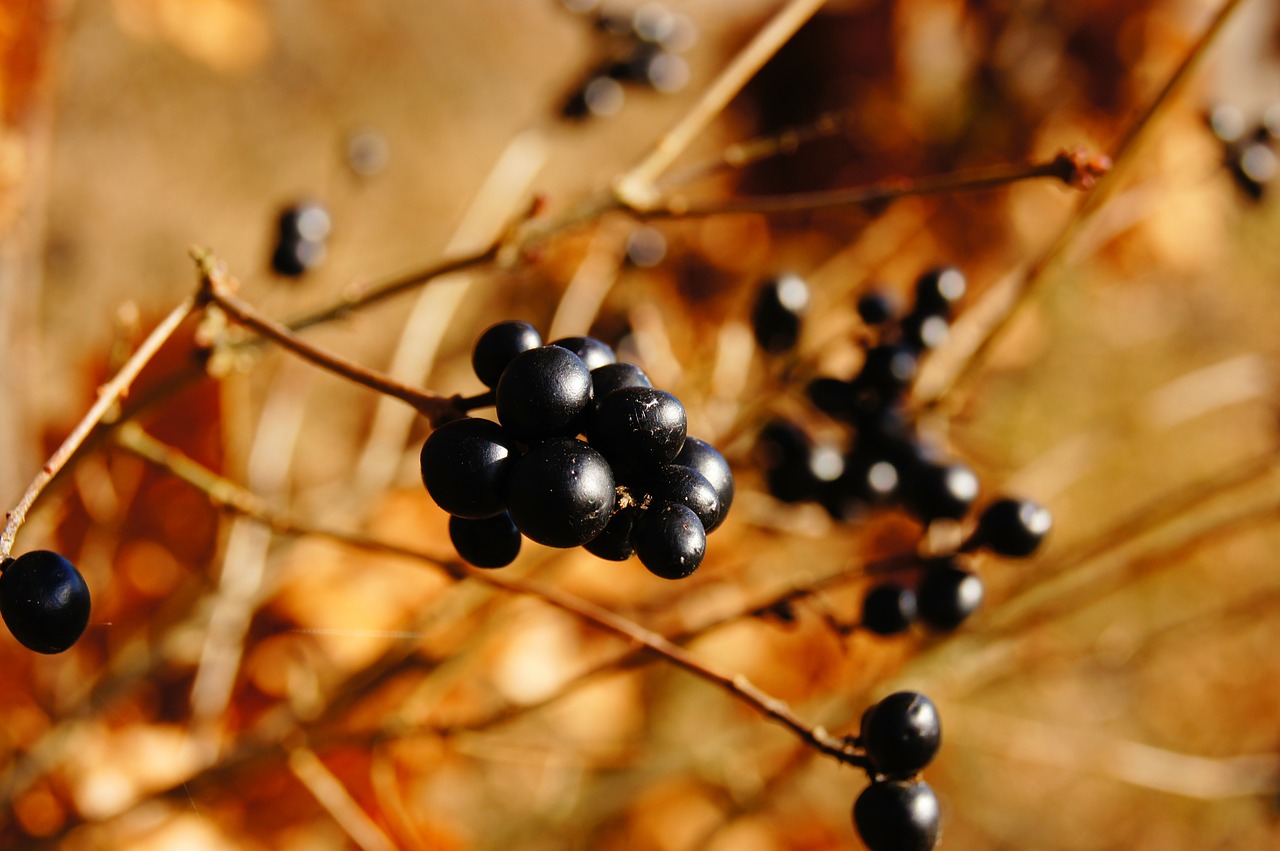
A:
<box><xmin>420</xmin><ymin>418</ymin><xmax>520</xmax><ymax>519</ymax></box>
<box><xmin>506</xmin><ymin>439</ymin><xmax>616</xmax><ymax>548</ymax></box>
<box><xmin>806</xmin><ymin>376</ymin><xmax>858</xmax><ymax>419</ymax></box>
<box><xmin>899</xmin><ymin>311</ymin><xmax>950</xmax><ymax>352</ymax></box>
<box><xmin>861</xmin><ymin>584</ymin><xmax>918</xmax><ymax>636</ymax></box>
<box><xmin>855</xmin><ymin>345</ymin><xmax>918</xmax><ymax>398</ymax></box>
<box><xmin>673</xmin><ymin>437</ymin><xmax>734</xmax><ymax>531</ymax></box>
<box><xmin>271</xmin><ymin>202</ymin><xmax>331</xmax><ymax>277</ymax></box>
<box><xmin>472</xmin><ymin>321</ymin><xmax>543</xmax><ymax>388</ymax></box>
<box><xmin>590</xmin><ymin>362</ymin><xmax>652</xmax><ymax>407</ymax></box>
<box><xmin>967</xmin><ymin>497</ymin><xmax>1052</xmax><ymax>557</ymax></box>
<box><xmin>271</xmin><ymin>236</ymin><xmax>326</xmax><ymax>278</ymax></box>
<box><xmin>751</xmin><ymin>273</ymin><xmax>810</xmax><ymax>353</ymax></box>
<box><xmin>641</xmin><ymin>464</ymin><xmax>720</xmax><ymax>533</ymax></box>
<box><xmin>853</xmin><ymin>779</ymin><xmax>941</xmax><ymax>851</ymax></box>
<box><xmin>911</xmin><ymin>266</ymin><xmax>965</xmax><ymax>317</ymax></box>
<box><xmin>449</xmin><ymin>513</ymin><xmax>522</xmax><ymax>568</ymax></box>
<box><xmin>633</xmin><ymin>503</ymin><xmax>706</xmax><ymax>579</ymax></box>
<box><xmin>857</xmin><ymin>289</ymin><xmax>899</xmax><ymax>326</ymax></box>
<box><xmin>552</xmin><ymin>335</ymin><xmax>617</xmax><ymax>371</ymax></box>
<box><xmin>584</xmin><ymin>508</ymin><xmax>638</xmax><ymax>561</ymax></box>
<box><xmin>590</xmin><ymin>386</ymin><xmax>687</xmax><ymax>467</ymax></box>
<box><xmin>496</xmin><ymin>345</ymin><xmax>594</xmax><ymax>441</ymax></box>
<box><xmin>916</xmin><ymin>562</ymin><xmax>984</xmax><ymax>630</ymax></box>
<box><xmin>860</xmin><ymin>692</ymin><xmax>942</xmax><ymax>777</ymax></box>
<box><xmin>903</xmin><ymin>459</ymin><xmax>979</xmax><ymax>523</ymax></box>
<box><xmin>0</xmin><ymin>551</ymin><xmax>91</xmax><ymax>654</ymax></box>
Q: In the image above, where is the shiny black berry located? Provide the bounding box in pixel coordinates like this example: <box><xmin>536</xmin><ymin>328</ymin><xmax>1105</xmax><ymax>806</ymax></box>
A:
<box><xmin>0</xmin><ymin>551</ymin><xmax>91</xmax><ymax>654</ymax></box>
<box><xmin>911</xmin><ymin>266</ymin><xmax>965</xmax><ymax>317</ymax></box>
<box><xmin>916</xmin><ymin>562</ymin><xmax>984</xmax><ymax>630</ymax></box>
<box><xmin>853</xmin><ymin>779</ymin><xmax>941</xmax><ymax>851</ymax></box>
<box><xmin>751</xmin><ymin>273</ymin><xmax>810</xmax><ymax>353</ymax></box>
<box><xmin>642</xmin><ymin>464</ymin><xmax>720</xmax><ymax>533</ymax></box>
<box><xmin>506</xmin><ymin>439</ymin><xmax>616</xmax><ymax>548</ymax></box>
<box><xmin>590</xmin><ymin>386</ymin><xmax>687</xmax><ymax>467</ymax></box>
<box><xmin>857</xmin><ymin>289</ymin><xmax>899</xmax><ymax>326</ymax></box>
<box><xmin>855</xmin><ymin>345</ymin><xmax>918</xmax><ymax>398</ymax></box>
<box><xmin>472</xmin><ymin>321</ymin><xmax>543</xmax><ymax>388</ymax></box>
<box><xmin>271</xmin><ymin>202</ymin><xmax>331</xmax><ymax>277</ymax></box>
<box><xmin>966</xmin><ymin>497</ymin><xmax>1052</xmax><ymax>557</ymax></box>
<box><xmin>584</xmin><ymin>508</ymin><xmax>637</xmax><ymax>561</ymax></box>
<box><xmin>861</xmin><ymin>584</ymin><xmax>918</xmax><ymax>636</ymax></box>
<box><xmin>420</xmin><ymin>418</ymin><xmax>520</xmax><ymax>519</ymax></box>
<box><xmin>904</xmin><ymin>459</ymin><xmax>979</xmax><ymax>523</ymax></box>
<box><xmin>860</xmin><ymin>692</ymin><xmax>942</xmax><ymax>777</ymax></box>
<box><xmin>496</xmin><ymin>345</ymin><xmax>594</xmax><ymax>441</ymax></box>
<box><xmin>590</xmin><ymin>362</ymin><xmax>652</xmax><ymax>407</ymax></box>
<box><xmin>673</xmin><ymin>437</ymin><xmax>734</xmax><ymax>531</ymax></box>
<box><xmin>633</xmin><ymin>503</ymin><xmax>706</xmax><ymax>579</ymax></box>
<box><xmin>552</xmin><ymin>335</ymin><xmax>617</xmax><ymax>371</ymax></box>
<box><xmin>449</xmin><ymin>513</ymin><xmax>522</xmax><ymax>568</ymax></box>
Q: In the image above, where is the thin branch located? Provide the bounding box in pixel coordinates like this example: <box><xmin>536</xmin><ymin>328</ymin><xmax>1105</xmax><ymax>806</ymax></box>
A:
<box><xmin>113</xmin><ymin>425</ymin><xmax>869</xmax><ymax>769</ymax></box>
<box><xmin>192</xmin><ymin>249</ymin><xmax>463</xmax><ymax>427</ymax></box>
<box><xmin>642</xmin><ymin>149</ymin><xmax>1107</xmax><ymax>220</ymax></box>
<box><xmin>0</xmin><ymin>295</ymin><xmax>198</xmax><ymax>563</ymax></box>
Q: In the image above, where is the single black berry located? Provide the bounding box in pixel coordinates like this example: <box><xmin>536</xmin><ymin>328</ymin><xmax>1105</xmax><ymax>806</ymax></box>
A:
<box><xmin>0</xmin><ymin>551</ymin><xmax>91</xmax><ymax>654</ymax></box>
<box><xmin>552</xmin><ymin>335</ymin><xmax>617</xmax><ymax>371</ymax></box>
<box><xmin>855</xmin><ymin>345</ymin><xmax>918</xmax><ymax>398</ymax></box>
<box><xmin>751</xmin><ymin>273</ymin><xmax>810</xmax><ymax>354</ymax></box>
<box><xmin>672</xmin><ymin>437</ymin><xmax>734</xmax><ymax>531</ymax></box>
<box><xmin>584</xmin><ymin>508</ymin><xmax>637</xmax><ymax>561</ymax></box>
<box><xmin>806</xmin><ymin>376</ymin><xmax>858</xmax><ymax>419</ymax></box>
<box><xmin>966</xmin><ymin>497</ymin><xmax>1052</xmax><ymax>557</ymax></box>
<box><xmin>903</xmin><ymin>459</ymin><xmax>979</xmax><ymax>523</ymax></box>
<box><xmin>495</xmin><ymin>345</ymin><xmax>594</xmax><ymax>441</ymax></box>
<box><xmin>589</xmin><ymin>386</ymin><xmax>687</xmax><ymax>467</ymax></box>
<box><xmin>860</xmin><ymin>692</ymin><xmax>942</xmax><ymax>777</ymax></box>
<box><xmin>916</xmin><ymin>562</ymin><xmax>984</xmax><ymax>630</ymax></box>
<box><xmin>853</xmin><ymin>779</ymin><xmax>941</xmax><ymax>851</ymax></box>
<box><xmin>641</xmin><ymin>464</ymin><xmax>720</xmax><ymax>533</ymax></box>
<box><xmin>271</xmin><ymin>236</ymin><xmax>326</xmax><ymax>277</ymax></box>
<box><xmin>898</xmin><ymin>311</ymin><xmax>950</xmax><ymax>352</ymax></box>
<box><xmin>420</xmin><ymin>417</ymin><xmax>520</xmax><ymax>519</ymax></box>
<box><xmin>505</xmin><ymin>439</ymin><xmax>616</xmax><ymax>548</ymax></box>
<box><xmin>590</xmin><ymin>362</ymin><xmax>652</xmax><ymax>407</ymax></box>
<box><xmin>472</xmin><ymin>321</ymin><xmax>543</xmax><ymax>389</ymax></box>
<box><xmin>861</xmin><ymin>584</ymin><xmax>918</xmax><ymax>636</ymax></box>
<box><xmin>911</xmin><ymin>266</ymin><xmax>966</xmax><ymax>317</ymax></box>
<box><xmin>633</xmin><ymin>503</ymin><xmax>706</xmax><ymax>579</ymax></box>
<box><xmin>449</xmin><ymin>513</ymin><xmax>522</xmax><ymax>568</ymax></box>
<box><xmin>857</xmin><ymin>289</ymin><xmax>899</xmax><ymax>326</ymax></box>
<box><xmin>271</xmin><ymin>202</ymin><xmax>331</xmax><ymax>277</ymax></box>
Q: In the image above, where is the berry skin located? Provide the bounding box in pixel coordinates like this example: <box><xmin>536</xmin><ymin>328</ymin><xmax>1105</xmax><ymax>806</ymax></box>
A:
<box><xmin>271</xmin><ymin>236</ymin><xmax>326</xmax><ymax>278</ymax></box>
<box><xmin>860</xmin><ymin>692</ymin><xmax>942</xmax><ymax>777</ymax></box>
<box><xmin>495</xmin><ymin>345</ymin><xmax>594</xmax><ymax>441</ymax></box>
<box><xmin>967</xmin><ymin>497</ymin><xmax>1052</xmax><ymax>557</ymax></box>
<box><xmin>633</xmin><ymin>503</ymin><xmax>706</xmax><ymax>579</ymax></box>
<box><xmin>0</xmin><ymin>551</ymin><xmax>91</xmax><ymax>654</ymax></box>
<box><xmin>911</xmin><ymin>266</ymin><xmax>966</xmax><ymax>317</ymax></box>
<box><xmin>751</xmin><ymin>273</ymin><xmax>810</xmax><ymax>354</ymax></box>
<box><xmin>449</xmin><ymin>513</ymin><xmax>522</xmax><ymax>568</ymax></box>
<box><xmin>903</xmin><ymin>459</ymin><xmax>979</xmax><ymax>523</ymax></box>
<box><xmin>505</xmin><ymin>439</ymin><xmax>616</xmax><ymax>548</ymax></box>
<box><xmin>271</xmin><ymin>202</ymin><xmax>331</xmax><ymax>277</ymax></box>
<box><xmin>590</xmin><ymin>362</ymin><xmax>652</xmax><ymax>407</ymax></box>
<box><xmin>472</xmin><ymin>321</ymin><xmax>543</xmax><ymax>389</ymax></box>
<box><xmin>861</xmin><ymin>584</ymin><xmax>918</xmax><ymax>636</ymax></box>
<box><xmin>853</xmin><ymin>779</ymin><xmax>941</xmax><ymax>851</ymax></box>
<box><xmin>857</xmin><ymin>289</ymin><xmax>900</xmax><ymax>326</ymax></box>
<box><xmin>855</xmin><ymin>345</ymin><xmax>919</xmax><ymax>399</ymax></box>
<box><xmin>420</xmin><ymin>418</ymin><xmax>520</xmax><ymax>519</ymax></box>
<box><xmin>641</xmin><ymin>464</ymin><xmax>720</xmax><ymax>533</ymax></box>
<box><xmin>589</xmin><ymin>386</ymin><xmax>687</xmax><ymax>467</ymax></box>
<box><xmin>806</xmin><ymin>376</ymin><xmax>858</xmax><ymax>419</ymax></box>
<box><xmin>916</xmin><ymin>562</ymin><xmax>984</xmax><ymax>630</ymax></box>
<box><xmin>552</xmin><ymin>335</ymin><xmax>617</xmax><ymax>371</ymax></box>
<box><xmin>673</xmin><ymin>437</ymin><xmax>734</xmax><ymax>531</ymax></box>
<box><xmin>584</xmin><ymin>508</ymin><xmax>638</xmax><ymax>561</ymax></box>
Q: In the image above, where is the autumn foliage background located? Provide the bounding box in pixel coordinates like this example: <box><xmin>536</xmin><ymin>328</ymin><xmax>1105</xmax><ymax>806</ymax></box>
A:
<box><xmin>1</xmin><ymin>0</ymin><xmax>1279</xmax><ymax>848</ymax></box>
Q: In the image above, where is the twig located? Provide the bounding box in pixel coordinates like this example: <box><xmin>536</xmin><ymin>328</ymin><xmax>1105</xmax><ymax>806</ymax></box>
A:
<box><xmin>642</xmin><ymin>149</ymin><xmax>1107</xmax><ymax>219</ymax></box>
<box><xmin>113</xmin><ymin>425</ymin><xmax>869</xmax><ymax>770</ymax></box>
<box><xmin>192</xmin><ymin>249</ymin><xmax>463</xmax><ymax>427</ymax></box>
<box><xmin>0</xmin><ymin>295</ymin><xmax>197</xmax><ymax>563</ymax></box>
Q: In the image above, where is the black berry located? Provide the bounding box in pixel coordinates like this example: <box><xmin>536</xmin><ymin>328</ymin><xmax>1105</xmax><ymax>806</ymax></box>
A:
<box><xmin>590</xmin><ymin>361</ymin><xmax>652</xmax><ymax>407</ymax></box>
<box><xmin>420</xmin><ymin>418</ymin><xmax>520</xmax><ymax>519</ymax></box>
<box><xmin>967</xmin><ymin>497</ymin><xmax>1052</xmax><ymax>557</ymax></box>
<box><xmin>911</xmin><ymin>266</ymin><xmax>965</xmax><ymax>317</ymax></box>
<box><xmin>751</xmin><ymin>273</ymin><xmax>810</xmax><ymax>353</ymax></box>
<box><xmin>857</xmin><ymin>289</ymin><xmax>899</xmax><ymax>326</ymax></box>
<box><xmin>672</xmin><ymin>437</ymin><xmax>734</xmax><ymax>531</ymax></box>
<box><xmin>853</xmin><ymin>779</ymin><xmax>941</xmax><ymax>851</ymax></box>
<box><xmin>633</xmin><ymin>503</ymin><xmax>706</xmax><ymax>579</ymax></box>
<box><xmin>496</xmin><ymin>345</ymin><xmax>594</xmax><ymax>441</ymax></box>
<box><xmin>472</xmin><ymin>321</ymin><xmax>543</xmax><ymax>389</ymax></box>
<box><xmin>552</xmin><ymin>335</ymin><xmax>617</xmax><ymax>371</ymax></box>
<box><xmin>449</xmin><ymin>513</ymin><xmax>522</xmax><ymax>568</ymax></box>
<box><xmin>590</xmin><ymin>386</ymin><xmax>687</xmax><ymax>467</ymax></box>
<box><xmin>641</xmin><ymin>463</ymin><xmax>720</xmax><ymax>533</ymax></box>
<box><xmin>860</xmin><ymin>691</ymin><xmax>942</xmax><ymax>777</ymax></box>
<box><xmin>584</xmin><ymin>508</ymin><xmax>637</xmax><ymax>561</ymax></box>
<box><xmin>861</xmin><ymin>584</ymin><xmax>918</xmax><ymax>636</ymax></box>
<box><xmin>904</xmin><ymin>459</ymin><xmax>979</xmax><ymax>523</ymax></box>
<box><xmin>505</xmin><ymin>439</ymin><xmax>616</xmax><ymax>548</ymax></box>
<box><xmin>916</xmin><ymin>562</ymin><xmax>984</xmax><ymax>630</ymax></box>
<box><xmin>0</xmin><ymin>551</ymin><xmax>91</xmax><ymax>654</ymax></box>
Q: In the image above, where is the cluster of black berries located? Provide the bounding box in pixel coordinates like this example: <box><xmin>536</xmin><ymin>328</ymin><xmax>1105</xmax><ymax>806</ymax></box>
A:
<box><xmin>270</xmin><ymin>201</ymin><xmax>332</xmax><ymax>277</ymax></box>
<box><xmin>561</xmin><ymin>1</ymin><xmax>695</xmax><ymax>120</ymax></box>
<box><xmin>420</xmin><ymin>321</ymin><xmax>733</xmax><ymax>579</ymax></box>
<box><xmin>749</xmin><ymin>268</ymin><xmax>1052</xmax><ymax>634</ymax></box>
<box><xmin>1207</xmin><ymin>103</ymin><xmax>1279</xmax><ymax>201</ymax></box>
<box><xmin>0</xmin><ymin>550</ymin><xmax>91</xmax><ymax>654</ymax></box>
<box><xmin>852</xmin><ymin>691</ymin><xmax>943</xmax><ymax>851</ymax></box>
